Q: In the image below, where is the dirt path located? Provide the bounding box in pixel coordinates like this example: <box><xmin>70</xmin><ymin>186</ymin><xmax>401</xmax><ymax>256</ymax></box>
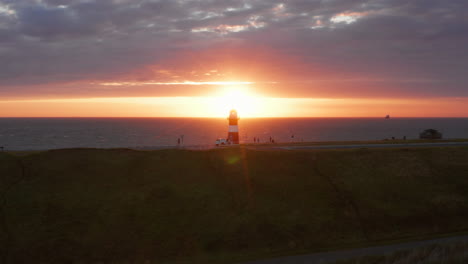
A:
<box><xmin>241</xmin><ymin>235</ymin><xmax>468</xmax><ymax>264</ymax></box>
<box><xmin>249</xmin><ymin>141</ymin><xmax>468</xmax><ymax>151</ymax></box>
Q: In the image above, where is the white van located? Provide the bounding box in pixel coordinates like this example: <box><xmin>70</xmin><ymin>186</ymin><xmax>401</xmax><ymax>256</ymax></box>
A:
<box><xmin>215</xmin><ymin>138</ymin><xmax>228</xmax><ymax>146</ymax></box>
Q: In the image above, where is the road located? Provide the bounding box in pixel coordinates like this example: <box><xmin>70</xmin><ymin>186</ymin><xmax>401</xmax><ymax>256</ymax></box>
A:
<box><xmin>241</xmin><ymin>234</ymin><xmax>468</xmax><ymax>264</ymax></box>
<box><xmin>6</xmin><ymin>141</ymin><xmax>468</xmax><ymax>152</ymax></box>
<box><xmin>247</xmin><ymin>141</ymin><xmax>468</xmax><ymax>151</ymax></box>
<box><xmin>142</xmin><ymin>141</ymin><xmax>468</xmax><ymax>151</ymax></box>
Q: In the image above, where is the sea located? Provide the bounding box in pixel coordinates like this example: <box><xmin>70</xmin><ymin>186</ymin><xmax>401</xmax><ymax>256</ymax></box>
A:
<box><xmin>0</xmin><ymin>118</ymin><xmax>467</xmax><ymax>151</ymax></box>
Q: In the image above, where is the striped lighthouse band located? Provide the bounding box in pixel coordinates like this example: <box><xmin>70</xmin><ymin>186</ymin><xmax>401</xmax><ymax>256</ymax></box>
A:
<box><xmin>228</xmin><ymin>125</ymin><xmax>239</xmax><ymax>132</ymax></box>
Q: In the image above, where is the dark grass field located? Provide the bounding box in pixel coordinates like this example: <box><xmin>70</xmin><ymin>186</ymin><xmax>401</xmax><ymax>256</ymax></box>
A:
<box><xmin>1</xmin><ymin>146</ymin><xmax>468</xmax><ymax>263</ymax></box>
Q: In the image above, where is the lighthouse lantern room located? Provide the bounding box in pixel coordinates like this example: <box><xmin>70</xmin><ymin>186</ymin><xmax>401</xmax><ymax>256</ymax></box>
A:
<box><xmin>227</xmin><ymin>109</ymin><xmax>240</xmax><ymax>144</ymax></box>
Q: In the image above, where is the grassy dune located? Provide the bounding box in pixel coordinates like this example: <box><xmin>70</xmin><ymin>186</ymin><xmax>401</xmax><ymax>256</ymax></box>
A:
<box><xmin>1</xmin><ymin>147</ymin><xmax>468</xmax><ymax>263</ymax></box>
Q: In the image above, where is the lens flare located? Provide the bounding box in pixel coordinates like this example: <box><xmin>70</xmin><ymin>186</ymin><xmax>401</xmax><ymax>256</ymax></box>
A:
<box><xmin>213</xmin><ymin>85</ymin><xmax>263</xmax><ymax>117</ymax></box>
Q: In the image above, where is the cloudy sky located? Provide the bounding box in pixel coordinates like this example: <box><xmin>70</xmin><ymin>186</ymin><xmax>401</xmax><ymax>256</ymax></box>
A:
<box><xmin>1</xmin><ymin>0</ymin><xmax>467</xmax><ymax>117</ymax></box>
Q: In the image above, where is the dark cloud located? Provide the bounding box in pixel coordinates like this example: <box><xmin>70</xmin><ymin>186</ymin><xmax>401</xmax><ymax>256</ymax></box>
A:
<box><xmin>0</xmin><ymin>0</ymin><xmax>467</xmax><ymax>98</ymax></box>
<box><xmin>17</xmin><ymin>5</ymin><xmax>99</xmax><ymax>38</ymax></box>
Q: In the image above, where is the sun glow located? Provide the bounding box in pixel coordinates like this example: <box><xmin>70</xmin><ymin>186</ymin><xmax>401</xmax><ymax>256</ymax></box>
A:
<box><xmin>212</xmin><ymin>85</ymin><xmax>263</xmax><ymax>117</ymax></box>
<box><xmin>98</xmin><ymin>81</ymin><xmax>254</xmax><ymax>86</ymax></box>
<box><xmin>2</xmin><ymin>97</ymin><xmax>468</xmax><ymax>117</ymax></box>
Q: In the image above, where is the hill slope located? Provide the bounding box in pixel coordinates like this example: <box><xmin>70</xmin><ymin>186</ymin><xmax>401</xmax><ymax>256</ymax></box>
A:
<box><xmin>1</xmin><ymin>147</ymin><xmax>468</xmax><ymax>263</ymax></box>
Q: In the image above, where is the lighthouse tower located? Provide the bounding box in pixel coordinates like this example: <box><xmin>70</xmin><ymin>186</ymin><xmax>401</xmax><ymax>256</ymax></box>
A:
<box><xmin>227</xmin><ymin>109</ymin><xmax>240</xmax><ymax>144</ymax></box>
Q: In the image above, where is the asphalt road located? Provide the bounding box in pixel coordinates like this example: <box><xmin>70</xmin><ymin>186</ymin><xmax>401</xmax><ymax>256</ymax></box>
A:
<box><xmin>248</xmin><ymin>141</ymin><xmax>468</xmax><ymax>151</ymax></box>
<box><xmin>146</xmin><ymin>141</ymin><xmax>468</xmax><ymax>151</ymax></box>
<box><xmin>8</xmin><ymin>140</ymin><xmax>468</xmax><ymax>152</ymax></box>
<box><xmin>241</xmin><ymin>235</ymin><xmax>468</xmax><ymax>264</ymax></box>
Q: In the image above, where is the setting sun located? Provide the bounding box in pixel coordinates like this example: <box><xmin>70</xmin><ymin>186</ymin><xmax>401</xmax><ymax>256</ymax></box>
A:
<box><xmin>212</xmin><ymin>85</ymin><xmax>264</xmax><ymax>117</ymax></box>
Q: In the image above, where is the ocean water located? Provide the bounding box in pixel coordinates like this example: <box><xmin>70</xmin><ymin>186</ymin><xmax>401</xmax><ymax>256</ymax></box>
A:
<box><xmin>0</xmin><ymin>118</ymin><xmax>467</xmax><ymax>150</ymax></box>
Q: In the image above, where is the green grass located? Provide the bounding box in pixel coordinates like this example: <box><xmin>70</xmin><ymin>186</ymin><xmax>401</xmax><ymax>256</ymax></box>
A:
<box><xmin>1</xmin><ymin>146</ymin><xmax>468</xmax><ymax>263</ymax></box>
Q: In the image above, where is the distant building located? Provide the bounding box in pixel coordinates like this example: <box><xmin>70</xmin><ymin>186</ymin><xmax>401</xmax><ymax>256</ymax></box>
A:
<box><xmin>419</xmin><ymin>129</ymin><xmax>442</xmax><ymax>139</ymax></box>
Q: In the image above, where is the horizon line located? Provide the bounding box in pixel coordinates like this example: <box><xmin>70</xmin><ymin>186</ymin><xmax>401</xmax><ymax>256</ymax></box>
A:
<box><xmin>1</xmin><ymin>116</ymin><xmax>468</xmax><ymax>119</ymax></box>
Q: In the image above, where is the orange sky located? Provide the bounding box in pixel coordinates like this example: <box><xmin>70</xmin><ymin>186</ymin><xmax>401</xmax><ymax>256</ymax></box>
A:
<box><xmin>1</xmin><ymin>72</ymin><xmax>467</xmax><ymax>117</ymax></box>
<box><xmin>1</xmin><ymin>1</ymin><xmax>468</xmax><ymax>117</ymax></box>
<box><xmin>1</xmin><ymin>96</ymin><xmax>467</xmax><ymax>118</ymax></box>
<box><xmin>2</xmin><ymin>48</ymin><xmax>466</xmax><ymax>117</ymax></box>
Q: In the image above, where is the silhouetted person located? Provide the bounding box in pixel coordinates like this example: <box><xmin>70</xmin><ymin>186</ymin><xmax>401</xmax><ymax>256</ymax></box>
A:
<box><xmin>254</xmin><ymin>137</ymin><xmax>256</xmax><ymax>143</ymax></box>
<box><xmin>177</xmin><ymin>138</ymin><xmax>180</xmax><ymax>145</ymax></box>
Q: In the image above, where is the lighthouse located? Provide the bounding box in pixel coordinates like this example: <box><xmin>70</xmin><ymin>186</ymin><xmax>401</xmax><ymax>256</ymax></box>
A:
<box><xmin>227</xmin><ymin>109</ymin><xmax>240</xmax><ymax>144</ymax></box>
